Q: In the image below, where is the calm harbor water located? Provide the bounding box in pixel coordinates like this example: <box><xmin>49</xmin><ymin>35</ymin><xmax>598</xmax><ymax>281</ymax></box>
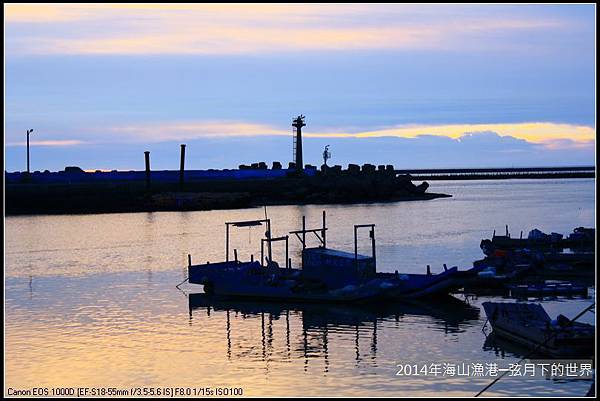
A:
<box><xmin>5</xmin><ymin>179</ymin><xmax>596</xmax><ymax>397</ymax></box>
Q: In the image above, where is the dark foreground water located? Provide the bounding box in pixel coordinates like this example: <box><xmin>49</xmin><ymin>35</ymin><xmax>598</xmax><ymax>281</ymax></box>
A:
<box><xmin>5</xmin><ymin>179</ymin><xmax>595</xmax><ymax>397</ymax></box>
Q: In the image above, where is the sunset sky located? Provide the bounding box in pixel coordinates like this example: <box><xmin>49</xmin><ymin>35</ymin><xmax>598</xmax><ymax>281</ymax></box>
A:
<box><xmin>4</xmin><ymin>4</ymin><xmax>596</xmax><ymax>171</ymax></box>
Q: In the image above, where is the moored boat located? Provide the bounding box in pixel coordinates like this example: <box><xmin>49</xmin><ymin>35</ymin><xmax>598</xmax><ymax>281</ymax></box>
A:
<box><xmin>187</xmin><ymin>212</ymin><xmax>399</xmax><ymax>302</ymax></box>
<box><xmin>482</xmin><ymin>302</ymin><xmax>594</xmax><ymax>358</ymax></box>
<box><xmin>186</xmin><ymin>211</ymin><xmax>461</xmax><ymax>302</ymax></box>
<box><xmin>377</xmin><ymin>267</ymin><xmax>461</xmax><ymax>298</ymax></box>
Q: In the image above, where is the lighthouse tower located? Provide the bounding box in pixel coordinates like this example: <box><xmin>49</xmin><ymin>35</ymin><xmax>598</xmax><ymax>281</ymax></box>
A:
<box><xmin>292</xmin><ymin>115</ymin><xmax>306</xmax><ymax>172</ymax></box>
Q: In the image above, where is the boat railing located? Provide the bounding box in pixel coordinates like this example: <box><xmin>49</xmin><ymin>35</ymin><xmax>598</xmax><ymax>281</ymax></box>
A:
<box><xmin>289</xmin><ymin>211</ymin><xmax>328</xmax><ymax>269</ymax></box>
<box><xmin>261</xmin><ymin>235</ymin><xmax>290</xmax><ymax>269</ymax></box>
<box><xmin>354</xmin><ymin>224</ymin><xmax>376</xmax><ymax>267</ymax></box>
<box><xmin>225</xmin><ymin>218</ymin><xmax>271</xmax><ymax>262</ymax></box>
<box><xmin>289</xmin><ymin>210</ymin><xmax>328</xmax><ymax>250</ymax></box>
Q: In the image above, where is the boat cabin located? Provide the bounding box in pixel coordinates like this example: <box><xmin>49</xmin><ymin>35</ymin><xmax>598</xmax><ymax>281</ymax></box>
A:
<box><xmin>191</xmin><ymin>210</ymin><xmax>378</xmax><ymax>290</ymax></box>
<box><xmin>302</xmin><ymin>247</ymin><xmax>376</xmax><ymax>288</ymax></box>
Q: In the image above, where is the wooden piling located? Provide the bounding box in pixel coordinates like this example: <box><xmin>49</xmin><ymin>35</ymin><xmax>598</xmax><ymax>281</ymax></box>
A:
<box><xmin>144</xmin><ymin>151</ymin><xmax>151</xmax><ymax>190</ymax></box>
<box><xmin>179</xmin><ymin>144</ymin><xmax>186</xmax><ymax>189</ymax></box>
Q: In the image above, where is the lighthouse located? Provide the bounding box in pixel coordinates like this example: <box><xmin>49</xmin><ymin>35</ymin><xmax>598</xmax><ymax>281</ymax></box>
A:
<box><xmin>292</xmin><ymin>115</ymin><xmax>306</xmax><ymax>172</ymax></box>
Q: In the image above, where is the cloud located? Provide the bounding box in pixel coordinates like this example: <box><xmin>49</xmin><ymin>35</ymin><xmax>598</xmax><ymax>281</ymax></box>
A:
<box><xmin>5</xmin><ymin>140</ymin><xmax>85</xmax><ymax>147</ymax></box>
<box><xmin>305</xmin><ymin>122</ymin><xmax>595</xmax><ymax>148</ymax></box>
<box><xmin>5</xmin><ymin>4</ymin><xmax>570</xmax><ymax>56</ymax></box>
<box><xmin>6</xmin><ymin>130</ymin><xmax>593</xmax><ymax>172</ymax></box>
<box><xmin>540</xmin><ymin>138</ymin><xmax>596</xmax><ymax>150</ymax></box>
<box><xmin>90</xmin><ymin>120</ymin><xmax>596</xmax><ymax>152</ymax></box>
<box><xmin>106</xmin><ymin>121</ymin><xmax>285</xmax><ymax>142</ymax></box>
<box><xmin>5</xmin><ymin>120</ymin><xmax>594</xmax><ymax>153</ymax></box>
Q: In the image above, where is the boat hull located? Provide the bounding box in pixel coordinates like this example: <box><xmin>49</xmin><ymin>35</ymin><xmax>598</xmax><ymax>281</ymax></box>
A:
<box><xmin>377</xmin><ymin>267</ymin><xmax>461</xmax><ymax>298</ymax></box>
<box><xmin>188</xmin><ymin>261</ymin><xmax>396</xmax><ymax>303</ymax></box>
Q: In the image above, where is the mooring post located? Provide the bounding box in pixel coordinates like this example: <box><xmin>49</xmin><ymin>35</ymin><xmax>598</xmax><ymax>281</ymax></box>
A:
<box><xmin>301</xmin><ymin>215</ymin><xmax>306</xmax><ymax>269</ymax></box>
<box><xmin>302</xmin><ymin>216</ymin><xmax>306</xmax><ymax>249</ymax></box>
<box><xmin>354</xmin><ymin>226</ymin><xmax>358</xmax><ymax>261</ymax></box>
<box><xmin>266</xmin><ymin>219</ymin><xmax>273</xmax><ymax>266</ymax></box>
<box><xmin>426</xmin><ymin>265</ymin><xmax>431</xmax><ymax>275</ymax></box>
<box><xmin>179</xmin><ymin>144</ymin><xmax>186</xmax><ymax>189</ymax></box>
<box><xmin>225</xmin><ymin>223</ymin><xmax>230</xmax><ymax>262</ymax></box>
<box><xmin>144</xmin><ymin>151</ymin><xmax>151</xmax><ymax>190</ymax></box>
<box><xmin>322</xmin><ymin>210</ymin><xmax>327</xmax><ymax>247</ymax></box>
<box><xmin>370</xmin><ymin>225</ymin><xmax>376</xmax><ymax>267</ymax></box>
<box><xmin>285</xmin><ymin>235</ymin><xmax>289</xmax><ymax>269</ymax></box>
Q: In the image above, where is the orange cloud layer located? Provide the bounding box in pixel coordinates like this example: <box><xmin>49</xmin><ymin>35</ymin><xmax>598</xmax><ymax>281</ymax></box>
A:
<box><xmin>311</xmin><ymin>122</ymin><xmax>596</xmax><ymax>143</ymax></box>
<box><xmin>103</xmin><ymin>120</ymin><xmax>595</xmax><ymax>150</ymax></box>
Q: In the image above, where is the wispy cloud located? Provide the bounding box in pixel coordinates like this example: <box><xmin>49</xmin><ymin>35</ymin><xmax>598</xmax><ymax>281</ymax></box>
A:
<box><xmin>107</xmin><ymin>121</ymin><xmax>285</xmax><ymax>141</ymax></box>
<box><xmin>99</xmin><ymin>120</ymin><xmax>595</xmax><ymax>151</ymax></box>
<box><xmin>5</xmin><ymin>4</ymin><xmax>569</xmax><ymax>56</ymax></box>
<box><xmin>5</xmin><ymin>139</ymin><xmax>86</xmax><ymax>147</ymax></box>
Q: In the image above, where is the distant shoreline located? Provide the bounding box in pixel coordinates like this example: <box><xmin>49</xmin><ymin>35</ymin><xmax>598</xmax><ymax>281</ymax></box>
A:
<box><xmin>410</xmin><ymin>172</ymin><xmax>595</xmax><ymax>180</ymax></box>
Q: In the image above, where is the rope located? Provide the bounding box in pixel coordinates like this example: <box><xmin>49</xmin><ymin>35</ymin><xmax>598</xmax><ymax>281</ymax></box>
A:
<box><xmin>481</xmin><ymin>318</ymin><xmax>489</xmax><ymax>333</ymax></box>
<box><xmin>475</xmin><ymin>302</ymin><xmax>595</xmax><ymax>397</ymax></box>
<box><xmin>175</xmin><ymin>277</ymin><xmax>189</xmax><ymax>289</ymax></box>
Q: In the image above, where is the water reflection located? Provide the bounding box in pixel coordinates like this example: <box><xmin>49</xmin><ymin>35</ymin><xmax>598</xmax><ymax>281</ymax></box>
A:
<box><xmin>483</xmin><ymin>332</ymin><xmax>534</xmax><ymax>359</ymax></box>
<box><xmin>188</xmin><ymin>294</ymin><xmax>479</xmax><ymax>371</ymax></box>
<box><xmin>5</xmin><ymin>180</ymin><xmax>594</xmax><ymax>396</ymax></box>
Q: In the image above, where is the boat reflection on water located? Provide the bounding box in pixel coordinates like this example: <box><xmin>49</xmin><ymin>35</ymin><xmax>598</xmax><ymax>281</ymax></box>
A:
<box><xmin>483</xmin><ymin>331</ymin><xmax>537</xmax><ymax>359</ymax></box>
<box><xmin>482</xmin><ymin>329</ymin><xmax>596</xmax><ymax>361</ymax></box>
<box><xmin>483</xmin><ymin>332</ymin><xmax>595</xmax><ymax>390</ymax></box>
<box><xmin>188</xmin><ymin>293</ymin><xmax>479</xmax><ymax>369</ymax></box>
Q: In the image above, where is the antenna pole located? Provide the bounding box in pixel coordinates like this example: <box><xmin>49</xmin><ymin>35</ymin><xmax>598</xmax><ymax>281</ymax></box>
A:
<box><xmin>26</xmin><ymin>129</ymin><xmax>34</xmax><ymax>174</ymax></box>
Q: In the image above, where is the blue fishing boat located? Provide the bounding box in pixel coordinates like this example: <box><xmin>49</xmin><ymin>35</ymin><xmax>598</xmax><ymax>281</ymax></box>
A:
<box><xmin>187</xmin><ymin>211</ymin><xmax>460</xmax><ymax>302</ymax></box>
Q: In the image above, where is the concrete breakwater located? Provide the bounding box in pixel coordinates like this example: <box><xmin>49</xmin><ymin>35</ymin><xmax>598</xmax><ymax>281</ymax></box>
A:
<box><xmin>5</xmin><ymin>164</ymin><xmax>449</xmax><ymax>215</ymax></box>
<box><xmin>396</xmin><ymin>166</ymin><xmax>595</xmax><ymax>180</ymax></box>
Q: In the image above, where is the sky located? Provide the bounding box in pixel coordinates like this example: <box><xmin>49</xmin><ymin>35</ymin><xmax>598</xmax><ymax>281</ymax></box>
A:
<box><xmin>4</xmin><ymin>4</ymin><xmax>596</xmax><ymax>172</ymax></box>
